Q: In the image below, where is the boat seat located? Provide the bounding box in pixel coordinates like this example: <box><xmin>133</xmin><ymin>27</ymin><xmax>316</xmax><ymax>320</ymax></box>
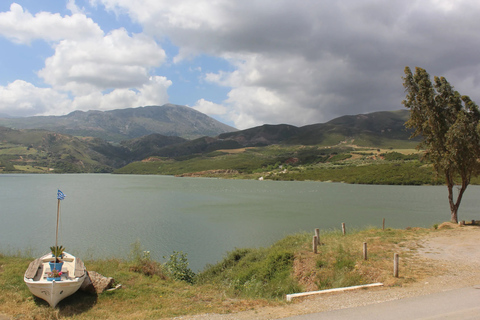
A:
<box><xmin>25</xmin><ymin>258</ymin><xmax>42</xmax><ymax>279</ymax></box>
<box><xmin>41</xmin><ymin>255</ymin><xmax>74</xmax><ymax>262</ymax></box>
<box><xmin>61</xmin><ymin>257</ymin><xmax>74</xmax><ymax>262</ymax></box>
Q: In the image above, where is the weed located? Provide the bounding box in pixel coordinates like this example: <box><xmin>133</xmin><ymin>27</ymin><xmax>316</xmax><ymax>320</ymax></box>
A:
<box><xmin>129</xmin><ymin>241</ymin><xmax>165</xmax><ymax>278</ymax></box>
<box><xmin>163</xmin><ymin>251</ymin><xmax>196</xmax><ymax>284</ymax></box>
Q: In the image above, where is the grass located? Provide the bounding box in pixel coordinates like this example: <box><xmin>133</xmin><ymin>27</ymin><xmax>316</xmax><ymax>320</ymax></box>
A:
<box><xmin>0</xmin><ymin>226</ymin><xmax>441</xmax><ymax>319</ymax></box>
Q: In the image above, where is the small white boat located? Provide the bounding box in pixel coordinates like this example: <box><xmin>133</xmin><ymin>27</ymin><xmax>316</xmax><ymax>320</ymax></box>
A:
<box><xmin>24</xmin><ymin>251</ymin><xmax>86</xmax><ymax>307</ymax></box>
<box><xmin>24</xmin><ymin>190</ymin><xmax>86</xmax><ymax>307</ymax></box>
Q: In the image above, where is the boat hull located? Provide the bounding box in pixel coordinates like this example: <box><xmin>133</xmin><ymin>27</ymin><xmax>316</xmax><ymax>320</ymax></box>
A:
<box><xmin>24</xmin><ymin>252</ymin><xmax>86</xmax><ymax>307</ymax></box>
<box><xmin>24</xmin><ymin>277</ymin><xmax>85</xmax><ymax>307</ymax></box>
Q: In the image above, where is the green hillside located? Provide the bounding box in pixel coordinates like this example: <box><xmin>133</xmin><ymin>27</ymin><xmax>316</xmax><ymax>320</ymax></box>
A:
<box><xmin>0</xmin><ymin>127</ymin><xmax>129</xmax><ymax>173</ymax></box>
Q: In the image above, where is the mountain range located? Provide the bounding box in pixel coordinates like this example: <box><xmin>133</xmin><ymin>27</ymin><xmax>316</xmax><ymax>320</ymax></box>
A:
<box><xmin>0</xmin><ymin>105</ymin><xmax>417</xmax><ymax>173</ymax></box>
<box><xmin>0</xmin><ymin>104</ymin><xmax>236</xmax><ymax>142</ymax></box>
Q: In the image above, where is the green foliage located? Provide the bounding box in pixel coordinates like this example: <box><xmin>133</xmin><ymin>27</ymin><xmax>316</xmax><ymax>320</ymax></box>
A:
<box><xmin>328</xmin><ymin>153</ymin><xmax>352</xmax><ymax>162</ymax></box>
<box><xmin>163</xmin><ymin>251</ymin><xmax>196</xmax><ymax>284</ymax></box>
<box><xmin>50</xmin><ymin>245</ymin><xmax>65</xmax><ymax>261</ymax></box>
<box><xmin>403</xmin><ymin>66</ymin><xmax>480</xmax><ymax>222</ymax></box>
<box><xmin>0</xmin><ymin>159</ymin><xmax>15</xmax><ymax>171</ymax></box>
<box><xmin>380</xmin><ymin>152</ymin><xmax>419</xmax><ymax>161</ymax></box>
<box><xmin>198</xmin><ymin>242</ymin><xmax>303</xmax><ymax>299</ymax></box>
<box><xmin>271</xmin><ymin>162</ymin><xmax>439</xmax><ymax>185</ymax></box>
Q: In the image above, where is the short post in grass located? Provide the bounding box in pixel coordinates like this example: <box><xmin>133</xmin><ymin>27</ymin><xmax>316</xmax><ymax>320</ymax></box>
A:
<box><xmin>363</xmin><ymin>242</ymin><xmax>367</xmax><ymax>260</ymax></box>
<box><xmin>394</xmin><ymin>253</ymin><xmax>399</xmax><ymax>277</ymax></box>
<box><xmin>342</xmin><ymin>223</ymin><xmax>346</xmax><ymax>235</ymax></box>
<box><xmin>382</xmin><ymin>218</ymin><xmax>385</xmax><ymax>230</ymax></box>
<box><xmin>315</xmin><ymin>228</ymin><xmax>320</xmax><ymax>245</ymax></box>
<box><xmin>313</xmin><ymin>236</ymin><xmax>318</xmax><ymax>253</ymax></box>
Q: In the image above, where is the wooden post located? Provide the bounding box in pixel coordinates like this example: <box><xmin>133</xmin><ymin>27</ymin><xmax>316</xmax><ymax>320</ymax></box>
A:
<box><xmin>342</xmin><ymin>223</ymin><xmax>346</xmax><ymax>235</ymax></box>
<box><xmin>315</xmin><ymin>228</ymin><xmax>320</xmax><ymax>245</ymax></box>
<box><xmin>382</xmin><ymin>218</ymin><xmax>385</xmax><ymax>230</ymax></box>
<box><xmin>394</xmin><ymin>253</ymin><xmax>399</xmax><ymax>277</ymax></box>
<box><xmin>363</xmin><ymin>242</ymin><xmax>367</xmax><ymax>260</ymax></box>
<box><xmin>313</xmin><ymin>236</ymin><xmax>318</xmax><ymax>254</ymax></box>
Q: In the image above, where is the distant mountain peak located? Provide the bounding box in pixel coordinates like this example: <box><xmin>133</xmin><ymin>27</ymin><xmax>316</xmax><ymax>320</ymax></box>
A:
<box><xmin>0</xmin><ymin>104</ymin><xmax>237</xmax><ymax>142</ymax></box>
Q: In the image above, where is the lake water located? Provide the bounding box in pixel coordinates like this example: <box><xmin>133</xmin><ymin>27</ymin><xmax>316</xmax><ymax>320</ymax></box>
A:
<box><xmin>1</xmin><ymin>174</ymin><xmax>478</xmax><ymax>271</ymax></box>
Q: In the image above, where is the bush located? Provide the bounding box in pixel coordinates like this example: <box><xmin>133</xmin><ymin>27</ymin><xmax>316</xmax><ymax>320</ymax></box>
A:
<box><xmin>163</xmin><ymin>251</ymin><xmax>196</xmax><ymax>284</ymax></box>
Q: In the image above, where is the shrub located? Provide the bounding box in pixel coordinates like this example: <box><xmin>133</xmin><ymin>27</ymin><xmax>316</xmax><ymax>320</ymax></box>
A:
<box><xmin>163</xmin><ymin>251</ymin><xmax>196</xmax><ymax>284</ymax></box>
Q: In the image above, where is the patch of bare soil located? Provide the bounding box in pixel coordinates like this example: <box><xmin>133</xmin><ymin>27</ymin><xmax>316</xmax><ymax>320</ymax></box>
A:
<box><xmin>292</xmin><ymin>252</ymin><xmax>318</xmax><ymax>292</ymax></box>
<box><xmin>177</xmin><ymin>225</ymin><xmax>480</xmax><ymax>320</ymax></box>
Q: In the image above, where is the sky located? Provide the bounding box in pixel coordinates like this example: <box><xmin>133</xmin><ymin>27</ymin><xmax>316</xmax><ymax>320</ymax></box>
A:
<box><xmin>0</xmin><ymin>0</ymin><xmax>480</xmax><ymax>129</ymax></box>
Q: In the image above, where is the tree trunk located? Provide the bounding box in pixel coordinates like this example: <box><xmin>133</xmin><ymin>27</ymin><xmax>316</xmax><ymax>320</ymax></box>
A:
<box><xmin>447</xmin><ymin>176</ymin><xmax>468</xmax><ymax>224</ymax></box>
<box><xmin>450</xmin><ymin>205</ymin><xmax>458</xmax><ymax>224</ymax></box>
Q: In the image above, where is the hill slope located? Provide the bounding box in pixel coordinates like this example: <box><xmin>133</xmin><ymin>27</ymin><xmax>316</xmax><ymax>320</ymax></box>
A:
<box><xmin>0</xmin><ymin>104</ymin><xmax>237</xmax><ymax>142</ymax></box>
<box><xmin>130</xmin><ymin>109</ymin><xmax>417</xmax><ymax>160</ymax></box>
<box><xmin>0</xmin><ymin>126</ymin><xmax>129</xmax><ymax>173</ymax></box>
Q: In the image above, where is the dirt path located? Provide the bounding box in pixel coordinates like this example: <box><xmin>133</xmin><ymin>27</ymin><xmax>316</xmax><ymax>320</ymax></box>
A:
<box><xmin>177</xmin><ymin>225</ymin><xmax>480</xmax><ymax>320</ymax></box>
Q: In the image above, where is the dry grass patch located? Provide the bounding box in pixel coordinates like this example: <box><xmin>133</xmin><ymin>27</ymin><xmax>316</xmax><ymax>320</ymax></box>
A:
<box><xmin>291</xmin><ymin>227</ymin><xmax>433</xmax><ymax>292</ymax></box>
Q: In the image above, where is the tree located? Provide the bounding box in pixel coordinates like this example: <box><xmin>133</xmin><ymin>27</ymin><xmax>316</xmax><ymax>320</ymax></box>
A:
<box><xmin>402</xmin><ymin>66</ymin><xmax>480</xmax><ymax>223</ymax></box>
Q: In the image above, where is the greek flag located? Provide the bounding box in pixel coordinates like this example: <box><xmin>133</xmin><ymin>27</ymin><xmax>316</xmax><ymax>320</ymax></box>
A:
<box><xmin>57</xmin><ymin>190</ymin><xmax>66</xmax><ymax>200</ymax></box>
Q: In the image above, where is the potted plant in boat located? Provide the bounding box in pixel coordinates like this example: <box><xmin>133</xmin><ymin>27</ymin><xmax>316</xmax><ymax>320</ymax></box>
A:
<box><xmin>49</xmin><ymin>245</ymin><xmax>65</xmax><ymax>272</ymax></box>
<box><xmin>46</xmin><ymin>269</ymin><xmax>63</xmax><ymax>281</ymax></box>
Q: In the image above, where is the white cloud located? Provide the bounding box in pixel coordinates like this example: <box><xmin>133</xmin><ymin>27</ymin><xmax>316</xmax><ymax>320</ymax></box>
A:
<box><xmin>0</xmin><ymin>3</ymin><xmax>103</xmax><ymax>44</ymax></box>
<box><xmin>192</xmin><ymin>99</ymin><xmax>226</xmax><ymax>115</ymax></box>
<box><xmin>71</xmin><ymin>76</ymin><xmax>171</xmax><ymax>112</ymax></box>
<box><xmin>38</xmin><ymin>29</ymin><xmax>166</xmax><ymax>94</ymax></box>
<box><xmin>136</xmin><ymin>76</ymin><xmax>172</xmax><ymax>106</ymax></box>
<box><xmin>0</xmin><ymin>3</ymin><xmax>169</xmax><ymax>117</ymax></box>
<box><xmin>0</xmin><ymin>80</ymin><xmax>72</xmax><ymax>117</ymax></box>
<box><xmin>67</xmin><ymin>0</ymin><xmax>85</xmax><ymax>15</ymax></box>
<box><xmin>0</xmin><ymin>76</ymin><xmax>172</xmax><ymax>118</ymax></box>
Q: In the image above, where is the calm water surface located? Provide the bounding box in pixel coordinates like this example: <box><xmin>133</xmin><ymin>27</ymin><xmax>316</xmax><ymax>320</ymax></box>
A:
<box><xmin>1</xmin><ymin>174</ymin><xmax>478</xmax><ymax>271</ymax></box>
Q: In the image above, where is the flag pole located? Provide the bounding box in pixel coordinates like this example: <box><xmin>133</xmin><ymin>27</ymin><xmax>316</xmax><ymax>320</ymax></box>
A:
<box><xmin>55</xmin><ymin>198</ymin><xmax>60</xmax><ymax>251</ymax></box>
<box><xmin>55</xmin><ymin>190</ymin><xmax>65</xmax><ymax>260</ymax></box>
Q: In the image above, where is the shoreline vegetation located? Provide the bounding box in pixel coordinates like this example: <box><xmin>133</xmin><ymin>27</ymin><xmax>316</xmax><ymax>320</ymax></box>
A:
<box><xmin>0</xmin><ymin>223</ymin><xmax>465</xmax><ymax>319</ymax></box>
<box><xmin>114</xmin><ymin>146</ymin><xmax>480</xmax><ymax>186</ymax></box>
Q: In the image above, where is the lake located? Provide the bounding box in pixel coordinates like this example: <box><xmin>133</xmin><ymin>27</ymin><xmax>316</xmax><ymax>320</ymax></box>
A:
<box><xmin>0</xmin><ymin>174</ymin><xmax>478</xmax><ymax>271</ymax></box>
